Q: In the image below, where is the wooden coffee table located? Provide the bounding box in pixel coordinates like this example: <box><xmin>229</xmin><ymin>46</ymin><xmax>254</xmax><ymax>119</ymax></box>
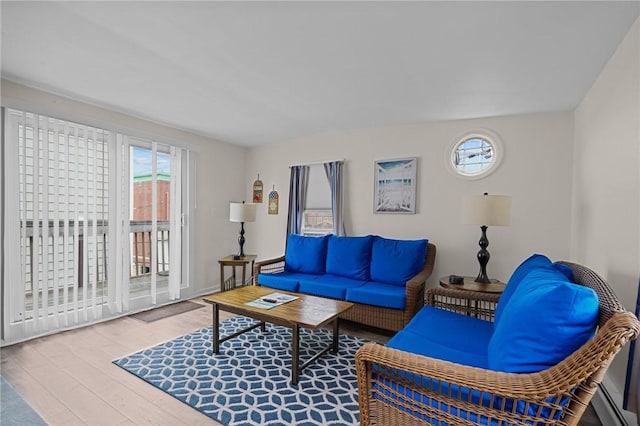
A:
<box><xmin>202</xmin><ymin>286</ymin><xmax>354</xmax><ymax>385</ymax></box>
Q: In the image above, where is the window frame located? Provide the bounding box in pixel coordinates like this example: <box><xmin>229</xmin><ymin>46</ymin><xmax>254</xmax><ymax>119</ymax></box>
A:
<box><xmin>446</xmin><ymin>130</ymin><xmax>504</xmax><ymax>180</ymax></box>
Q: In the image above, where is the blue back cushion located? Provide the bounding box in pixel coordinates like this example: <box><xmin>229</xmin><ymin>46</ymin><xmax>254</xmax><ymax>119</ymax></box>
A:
<box><xmin>488</xmin><ymin>265</ymin><xmax>599</xmax><ymax>373</ymax></box>
<box><xmin>284</xmin><ymin>234</ymin><xmax>329</xmax><ymax>275</ymax></box>
<box><xmin>370</xmin><ymin>236</ymin><xmax>428</xmax><ymax>286</ymax></box>
<box><xmin>326</xmin><ymin>235</ymin><xmax>373</xmax><ymax>280</ymax></box>
<box><xmin>495</xmin><ymin>254</ymin><xmax>552</xmax><ymax>326</ymax></box>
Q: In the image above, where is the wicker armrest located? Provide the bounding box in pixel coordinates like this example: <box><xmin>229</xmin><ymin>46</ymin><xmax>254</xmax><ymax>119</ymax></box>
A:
<box><xmin>356</xmin><ymin>312</ymin><xmax>639</xmax><ymax>425</ymax></box>
<box><xmin>252</xmin><ymin>255</ymin><xmax>285</xmax><ymax>284</ymax></box>
<box><xmin>356</xmin><ymin>310</ymin><xmax>640</xmax><ymax>426</ymax></box>
<box><xmin>426</xmin><ymin>286</ymin><xmax>501</xmax><ymax>322</ymax></box>
<box><xmin>402</xmin><ymin>243</ymin><xmax>437</xmax><ymax>324</ymax></box>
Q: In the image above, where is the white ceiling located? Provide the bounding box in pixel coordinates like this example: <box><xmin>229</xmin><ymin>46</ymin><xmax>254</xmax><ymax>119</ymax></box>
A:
<box><xmin>2</xmin><ymin>1</ymin><xmax>639</xmax><ymax>147</ymax></box>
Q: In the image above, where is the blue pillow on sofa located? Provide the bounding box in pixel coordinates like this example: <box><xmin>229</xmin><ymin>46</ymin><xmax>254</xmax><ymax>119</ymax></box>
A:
<box><xmin>284</xmin><ymin>234</ymin><xmax>329</xmax><ymax>275</ymax></box>
<box><xmin>370</xmin><ymin>236</ymin><xmax>428</xmax><ymax>286</ymax></box>
<box><xmin>495</xmin><ymin>254</ymin><xmax>552</xmax><ymax>325</ymax></box>
<box><xmin>326</xmin><ymin>235</ymin><xmax>373</xmax><ymax>280</ymax></box>
<box><xmin>488</xmin><ymin>265</ymin><xmax>598</xmax><ymax>373</ymax></box>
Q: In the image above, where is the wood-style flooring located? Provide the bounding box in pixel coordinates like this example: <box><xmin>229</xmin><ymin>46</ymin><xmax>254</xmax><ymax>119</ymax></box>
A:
<box><xmin>1</xmin><ymin>298</ymin><xmax>602</xmax><ymax>425</ymax></box>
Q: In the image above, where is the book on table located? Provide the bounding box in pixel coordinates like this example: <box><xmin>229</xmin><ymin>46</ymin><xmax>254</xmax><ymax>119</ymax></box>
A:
<box><xmin>245</xmin><ymin>292</ymin><xmax>298</xmax><ymax>309</ymax></box>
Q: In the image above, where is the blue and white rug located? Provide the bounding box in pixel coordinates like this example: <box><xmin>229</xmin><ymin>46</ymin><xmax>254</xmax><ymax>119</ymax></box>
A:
<box><xmin>113</xmin><ymin>316</ymin><xmax>367</xmax><ymax>426</ymax></box>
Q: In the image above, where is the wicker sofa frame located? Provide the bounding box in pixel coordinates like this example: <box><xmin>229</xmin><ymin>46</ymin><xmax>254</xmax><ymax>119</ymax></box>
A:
<box><xmin>355</xmin><ymin>261</ymin><xmax>640</xmax><ymax>426</ymax></box>
<box><xmin>252</xmin><ymin>242</ymin><xmax>436</xmax><ymax>332</ymax></box>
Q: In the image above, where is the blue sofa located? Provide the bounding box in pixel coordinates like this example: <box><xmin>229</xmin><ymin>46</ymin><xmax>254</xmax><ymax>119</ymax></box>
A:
<box><xmin>253</xmin><ymin>234</ymin><xmax>436</xmax><ymax>331</ymax></box>
<box><xmin>355</xmin><ymin>254</ymin><xmax>640</xmax><ymax>425</ymax></box>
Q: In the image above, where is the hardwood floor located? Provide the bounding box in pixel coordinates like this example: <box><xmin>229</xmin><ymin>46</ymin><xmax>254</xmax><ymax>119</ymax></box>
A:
<box><xmin>1</xmin><ymin>298</ymin><xmax>602</xmax><ymax>425</ymax></box>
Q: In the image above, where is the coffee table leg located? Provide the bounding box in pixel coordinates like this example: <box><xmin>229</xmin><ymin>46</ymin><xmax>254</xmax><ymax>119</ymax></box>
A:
<box><xmin>332</xmin><ymin>319</ymin><xmax>339</xmax><ymax>353</ymax></box>
<box><xmin>292</xmin><ymin>324</ymin><xmax>300</xmax><ymax>385</ymax></box>
<box><xmin>212</xmin><ymin>303</ymin><xmax>220</xmax><ymax>354</ymax></box>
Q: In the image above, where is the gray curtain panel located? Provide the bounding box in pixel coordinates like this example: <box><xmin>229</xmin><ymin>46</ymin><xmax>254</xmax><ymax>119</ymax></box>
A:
<box><xmin>324</xmin><ymin>160</ymin><xmax>346</xmax><ymax>236</ymax></box>
<box><xmin>286</xmin><ymin>165</ymin><xmax>309</xmax><ymax>236</ymax></box>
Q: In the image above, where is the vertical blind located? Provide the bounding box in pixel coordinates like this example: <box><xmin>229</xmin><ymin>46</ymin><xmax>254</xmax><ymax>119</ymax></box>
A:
<box><xmin>3</xmin><ymin>108</ymin><xmax>187</xmax><ymax>343</ymax></box>
<box><xmin>4</xmin><ymin>109</ymin><xmax>111</xmax><ymax>338</ymax></box>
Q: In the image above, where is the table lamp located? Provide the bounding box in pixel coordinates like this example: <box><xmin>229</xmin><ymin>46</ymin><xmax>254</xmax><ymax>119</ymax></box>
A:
<box><xmin>229</xmin><ymin>201</ymin><xmax>257</xmax><ymax>259</ymax></box>
<box><xmin>462</xmin><ymin>193</ymin><xmax>511</xmax><ymax>283</ymax></box>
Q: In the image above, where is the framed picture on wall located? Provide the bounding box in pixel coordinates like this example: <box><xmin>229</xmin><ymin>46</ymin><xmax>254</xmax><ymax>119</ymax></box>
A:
<box><xmin>374</xmin><ymin>157</ymin><xmax>418</xmax><ymax>214</ymax></box>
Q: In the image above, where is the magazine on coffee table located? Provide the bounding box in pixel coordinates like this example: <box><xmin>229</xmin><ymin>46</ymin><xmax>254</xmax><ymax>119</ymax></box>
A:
<box><xmin>245</xmin><ymin>292</ymin><xmax>299</xmax><ymax>309</ymax></box>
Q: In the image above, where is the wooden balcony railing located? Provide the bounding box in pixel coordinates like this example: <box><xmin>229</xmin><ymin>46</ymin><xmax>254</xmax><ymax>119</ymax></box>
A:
<box><xmin>21</xmin><ymin>219</ymin><xmax>170</xmax><ymax>292</ymax></box>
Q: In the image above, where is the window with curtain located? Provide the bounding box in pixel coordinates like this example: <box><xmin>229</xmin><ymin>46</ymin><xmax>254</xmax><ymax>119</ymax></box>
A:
<box><xmin>301</xmin><ymin>164</ymin><xmax>333</xmax><ymax>235</ymax></box>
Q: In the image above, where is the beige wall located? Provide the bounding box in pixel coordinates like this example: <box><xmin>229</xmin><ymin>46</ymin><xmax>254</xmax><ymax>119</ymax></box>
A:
<box><xmin>572</xmin><ymin>17</ymin><xmax>640</xmax><ymax>409</ymax></box>
<box><xmin>245</xmin><ymin>111</ymin><xmax>575</xmax><ymax>288</ymax></box>
<box><xmin>1</xmin><ymin>79</ymin><xmax>247</xmax><ymax>295</ymax></box>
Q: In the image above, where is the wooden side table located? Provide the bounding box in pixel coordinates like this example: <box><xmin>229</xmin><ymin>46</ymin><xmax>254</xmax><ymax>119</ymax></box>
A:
<box><xmin>438</xmin><ymin>276</ymin><xmax>505</xmax><ymax>318</ymax></box>
<box><xmin>219</xmin><ymin>255</ymin><xmax>257</xmax><ymax>291</ymax></box>
<box><xmin>439</xmin><ymin>276</ymin><xmax>506</xmax><ymax>293</ymax></box>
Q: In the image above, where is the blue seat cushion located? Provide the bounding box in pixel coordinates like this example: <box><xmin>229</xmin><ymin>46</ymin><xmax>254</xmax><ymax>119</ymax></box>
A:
<box><xmin>326</xmin><ymin>235</ymin><xmax>373</xmax><ymax>280</ymax></box>
<box><xmin>495</xmin><ymin>253</ymin><xmax>552</xmax><ymax>326</ymax></box>
<box><xmin>370</xmin><ymin>236</ymin><xmax>428</xmax><ymax>286</ymax></box>
<box><xmin>257</xmin><ymin>271</ymin><xmax>318</xmax><ymax>292</ymax></box>
<box><xmin>387</xmin><ymin>329</ymin><xmax>489</xmax><ymax>369</ymax></box>
<box><xmin>488</xmin><ymin>265</ymin><xmax>599</xmax><ymax>373</ymax></box>
<box><xmin>345</xmin><ymin>281</ymin><xmax>406</xmax><ymax>310</ymax></box>
<box><xmin>403</xmin><ymin>306</ymin><xmax>494</xmax><ymax>353</ymax></box>
<box><xmin>298</xmin><ymin>274</ymin><xmax>366</xmax><ymax>300</ymax></box>
<box><xmin>284</xmin><ymin>234</ymin><xmax>329</xmax><ymax>275</ymax></box>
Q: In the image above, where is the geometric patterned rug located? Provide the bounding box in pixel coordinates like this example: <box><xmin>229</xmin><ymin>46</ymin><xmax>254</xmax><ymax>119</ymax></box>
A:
<box><xmin>113</xmin><ymin>316</ymin><xmax>367</xmax><ymax>426</ymax></box>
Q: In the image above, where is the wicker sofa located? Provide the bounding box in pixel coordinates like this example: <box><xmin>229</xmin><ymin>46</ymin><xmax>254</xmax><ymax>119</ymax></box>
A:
<box><xmin>356</xmin><ymin>256</ymin><xmax>640</xmax><ymax>426</ymax></box>
<box><xmin>253</xmin><ymin>234</ymin><xmax>436</xmax><ymax>332</ymax></box>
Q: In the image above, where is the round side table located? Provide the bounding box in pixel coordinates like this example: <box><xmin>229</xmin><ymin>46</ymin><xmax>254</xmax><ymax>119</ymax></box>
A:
<box><xmin>439</xmin><ymin>276</ymin><xmax>506</xmax><ymax>293</ymax></box>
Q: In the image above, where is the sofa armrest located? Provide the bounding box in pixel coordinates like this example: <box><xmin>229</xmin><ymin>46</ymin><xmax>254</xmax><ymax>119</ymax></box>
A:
<box><xmin>425</xmin><ymin>286</ymin><xmax>501</xmax><ymax>322</ymax></box>
<box><xmin>402</xmin><ymin>242</ymin><xmax>437</xmax><ymax>325</ymax></box>
<box><xmin>252</xmin><ymin>255</ymin><xmax>285</xmax><ymax>284</ymax></box>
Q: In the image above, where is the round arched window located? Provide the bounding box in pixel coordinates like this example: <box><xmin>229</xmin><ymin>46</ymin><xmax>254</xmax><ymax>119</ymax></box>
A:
<box><xmin>447</xmin><ymin>131</ymin><xmax>503</xmax><ymax>179</ymax></box>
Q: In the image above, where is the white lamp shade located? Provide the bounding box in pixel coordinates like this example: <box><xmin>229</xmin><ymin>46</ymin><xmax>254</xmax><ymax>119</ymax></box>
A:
<box><xmin>462</xmin><ymin>194</ymin><xmax>511</xmax><ymax>226</ymax></box>
<box><xmin>229</xmin><ymin>202</ymin><xmax>257</xmax><ymax>223</ymax></box>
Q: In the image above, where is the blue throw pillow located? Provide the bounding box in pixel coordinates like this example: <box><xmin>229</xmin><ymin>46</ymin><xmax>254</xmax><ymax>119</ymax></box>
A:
<box><xmin>326</xmin><ymin>235</ymin><xmax>373</xmax><ymax>280</ymax></box>
<box><xmin>284</xmin><ymin>234</ymin><xmax>329</xmax><ymax>275</ymax></box>
<box><xmin>369</xmin><ymin>236</ymin><xmax>428</xmax><ymax>286</ymax></box>
<box><xmin>488</xmin><ymin>265</ymin><xmax>599</xmax><ymax>373</ymax></box>
<box><xmin>495</xmin><ymin>254</ymin><xmax>552</xmax><ymax>326</ymax></box>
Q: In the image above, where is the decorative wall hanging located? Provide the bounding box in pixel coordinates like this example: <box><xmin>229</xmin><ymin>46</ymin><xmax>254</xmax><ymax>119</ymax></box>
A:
<box><xmin>252</xmin><ymin>174</ymin><xmax>263</xmax><ymax>203</ymax></box>
<box><xmin>374</xmin><ymin>157</ymin><xmax>417</xmax><ymax>214</ymax></box>
<box><xmin>268</xmin><ymin>186</ymin><xmax>279</xmax><ymax>215</ymax></box>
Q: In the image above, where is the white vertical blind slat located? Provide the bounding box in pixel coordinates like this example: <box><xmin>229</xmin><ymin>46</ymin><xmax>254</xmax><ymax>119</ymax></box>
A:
<box><xmin>121</xmin><ymin>137</ymin><xmax>131</xmax><ymax>312</ymax></box>
<box><xmin>108</xmin><ymin>134</ymin><xmax>120</xmax><ymax>313</ymax></box>
<box><xmin>71</xmin><ymin>125</ymin><xmax>79</xmax><ymax>325</ymax></box>
<box><xmin>81</xmin><ymin>126</ymin><xmax>88</xmax><ymax>321</ymax></box>
<box><xmin>150</xmin><ymin>143</ymin><xmax>158</xmax><ymax>305</ymax></box>
<box><xmin>18</xmin><ymin>112</ymin><xmax>28</xmax><ymax>325</ymax></box>
<box><xmin>52</xmin><ymin>119</ymin><xmax>61</xmax><ymax>329</ymax></box>
<box><xmin>89</xmin><ymin>127</ymin><xmax>98</xmax><ymax>319</ymax></box>
<box><xmin>168</xmin><ymin>146</ymin><xmax>181</xmax><ymax>300</ymax></box>
<box><xmin>41</xmin><ymin>116</ymin><xmax>51</xmax><ymax>331</ymax></box>
<box><xmin>61</xmin><ymin>121</ymin><xmax>70</xmax><ymax>327</ymax></box>
<box><xmin>32</xmin><ymin>115</ymin><xmax>41</xmax><ymax>333</ymax></box>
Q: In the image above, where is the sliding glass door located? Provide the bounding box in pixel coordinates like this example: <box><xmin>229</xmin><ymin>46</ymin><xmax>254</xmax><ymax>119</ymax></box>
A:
<box><xmin>2</xmin><ymin>108</ymin><xmax>190</xmax><ymax>343</ymax></box>
<box><xmin>126</xmin><ymin>141</ymin><xmax>185</xmax><ymax>310</ymax></box>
